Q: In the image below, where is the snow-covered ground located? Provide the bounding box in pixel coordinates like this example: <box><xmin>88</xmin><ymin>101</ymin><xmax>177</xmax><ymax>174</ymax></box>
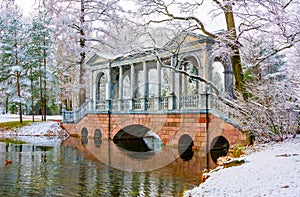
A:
<box><xmin>185</xmin><ymin>136</ymin><xmax>300</xmax><ymax>197</ymax></box>
<box><xmin>16</xmin><ymin>121</ymin><xmax>68</xmax><ymax>136</ymax></box>
<box><xmin>0</xmin><ymin>114</ymin><xmax>61</xmax><ymax>123</ymax></box>
<box><xmin>0</xmin><ymin>114</ymin><xmax>68</xmax><ymax>138</ymax></box>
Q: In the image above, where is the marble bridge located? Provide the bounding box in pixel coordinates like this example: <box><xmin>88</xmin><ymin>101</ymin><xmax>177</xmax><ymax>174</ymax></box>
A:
<box><xmin>62</xmin><ymin>33</ymin><xmax>246</xmax><ymax>155</ymax></box>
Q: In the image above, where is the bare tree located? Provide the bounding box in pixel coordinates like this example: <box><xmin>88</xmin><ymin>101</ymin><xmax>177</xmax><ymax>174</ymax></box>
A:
<box><xmin>39</xmin><ymin>0</ymin><xmax>122</xmax><ymax>108</ymax></box>
<box><xmin>129</xmin><ymin>0</ymin><xmax>299</xmax><ymax>100</ymax></box>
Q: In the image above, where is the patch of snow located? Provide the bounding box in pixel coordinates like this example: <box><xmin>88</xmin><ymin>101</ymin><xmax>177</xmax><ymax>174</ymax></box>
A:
<box><xmin>0</xmin><ymin>114</ymin><xmax>62</xmax><ymax>123</ymax></box>
<box><xmin>16</xmin><ymin>121</ymin><xmax>68</xmax><ymax>137</ymax></box>
<box><xmin>185</xmin><ymin>136</ymin><xmax>300</xmax><ymax>197</ymax></box>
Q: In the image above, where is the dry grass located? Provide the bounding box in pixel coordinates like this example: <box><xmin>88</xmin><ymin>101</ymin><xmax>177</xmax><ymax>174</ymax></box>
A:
<box><xmin>0</xmin><ymin>120</ymin><xmax>32</xmax><ymax>132</ymax></box>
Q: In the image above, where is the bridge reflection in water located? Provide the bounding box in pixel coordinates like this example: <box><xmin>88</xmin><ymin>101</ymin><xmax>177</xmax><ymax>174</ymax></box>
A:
<box><xmin>62</xmin><ymin>136</ymin><xmax>219</xmax><ymax>194</ymax></box>
<box><xmin>0</xmin><ymin>136</ymin><xmax>219</xmax><ymax>197</ymax></box>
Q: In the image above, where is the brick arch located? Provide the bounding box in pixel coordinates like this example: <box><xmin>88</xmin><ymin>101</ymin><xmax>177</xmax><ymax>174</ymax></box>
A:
<box><xmin>110</xmin><ymin>115</ymin><xmax>159</xmax><ymax>139</ymax></box>
<box><xmin>81</xmin><ymin>127</ymin><xmax>88</xmax><ymax>137</ymax></box>
<box><xmin>209</xmin><ymin>128</ymin><xmax>234</xmax><ymax>146</ymax></box>
<box><xmin>179</xmin><ymin>53</ymin><xmax>202</xmax><ymax>70</ymax></box>
<box><xmin>113</xmin><ymin>124</ymin><xmax>153</xmax><ymax>141</ymax></box>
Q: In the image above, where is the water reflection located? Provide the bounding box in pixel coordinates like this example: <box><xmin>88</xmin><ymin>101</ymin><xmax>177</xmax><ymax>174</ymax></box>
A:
<box><xmin>0</xmin><ymin>136</ymin><xmax>217</xmax><ymax>197</ymax></box>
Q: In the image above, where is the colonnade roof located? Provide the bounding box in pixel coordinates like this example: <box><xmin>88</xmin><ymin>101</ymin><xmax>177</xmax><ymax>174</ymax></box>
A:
<box><xmin>87</xmin><ymin>32</ymin><xmax>214</xmax><ymax>68</ymax></box>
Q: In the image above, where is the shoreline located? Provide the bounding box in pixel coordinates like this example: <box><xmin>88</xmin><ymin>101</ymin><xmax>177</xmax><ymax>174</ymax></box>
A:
<box><xmin>184</xmin><ymin>135</ymin><xmax>300</xmax><ymax>197</ymax></box>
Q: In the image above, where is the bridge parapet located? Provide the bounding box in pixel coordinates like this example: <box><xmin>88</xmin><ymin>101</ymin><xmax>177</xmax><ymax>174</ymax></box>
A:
<box><xmin>62</xmin><ymin>94</ymin><xmax>242</xmax><ymax>127</ymax></box>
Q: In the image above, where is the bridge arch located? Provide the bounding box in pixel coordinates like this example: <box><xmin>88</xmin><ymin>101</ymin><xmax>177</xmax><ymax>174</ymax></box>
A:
<box><xmin>94</xmin><ymin>129</ymin><xmax>102</xmax><ymax>139</ymax></box>
<box><xmin>113</xmin><ymin>124</ymin><xmax>155</xmax><ymax>141</ymax></box>
<box><xmin>94</xmin><ymin>129</ymin><xmax>102</xmax><ymax>147</ymax></box>
<box><xmin>81</xmin><ymin>127</ymin><xmax>88</xmax><ymax>137</ymax></box>
<box><xmin>210</xmin><ymin>135</ymin><xmax>230</xmax><ymax>163</ymax></box>
<box><xmin>212</xmin><ymin>56</ymin><xmax>234</xmax><ymax>97</ymax></box>
<box><xmin>178</xmin><ymin>134</ymin><xmax>194</xmax><ymax>161</ymax></box>
<box><xmin>179</xmin><ymin>54</ymin><xmax>204</xmax><ymax>94</ymax></box>
<box><xmin>113</xmin><ymin>124</ymin><xmax>163</xmax><ymax>154</ymax></box>
<box><xmin>81</xmin><ymin>127</ymin><xmax>88</xmax><ymax>145</ymax></box>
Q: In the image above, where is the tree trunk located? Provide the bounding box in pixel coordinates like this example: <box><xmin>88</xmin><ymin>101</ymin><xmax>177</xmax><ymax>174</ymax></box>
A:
<box><xmin>224</xmin><ymin>1</ymin><xmax>248</xmax><ymax>100</ymax></box>
<box><xmin>43</xmin><ymin>39</ymin><xmax>47</xmax><ymax>121</ymax></box>
<box><xmin>5</xmin><ymin>96</ymin><xmax>8</xmax><ymax>114</ymax></box>
<box><xmin>30</xmin><ymin>68</ymin><xmax>35</xmax><ymax>122</ymax></box>
<box><xmin>14</xmin><ymin>32</ymin><xmax>22</xmax><ymax>123</ymax></box>
<box><xmin>39</xmin><ymin>63</ymin><xmax>44</xmax><ymax>120</ymax></box>
<box><xmin>79</xmin><ymin>0</ymin><xmax>86</xmax><ymax>106</ymax></box>
<box><xmin>17</xmin><ymin>73</ymin><xmax>23</xmax><ymax>123</ymax></box>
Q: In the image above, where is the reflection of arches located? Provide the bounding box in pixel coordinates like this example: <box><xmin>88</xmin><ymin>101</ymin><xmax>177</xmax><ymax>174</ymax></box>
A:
<box><xmin>210</xmin><ymin>136</ymin><xmax>229</xmax><ymax>163</ymax></box>
<box><xmin>96</xmin><ymin>72</ymin><xmax>106</xmax><ymax>102</ymax></box>
<box><xmin>178</xmin><ymin>134</ymin><xmax>194</xmax><ymax>161</ymax></box>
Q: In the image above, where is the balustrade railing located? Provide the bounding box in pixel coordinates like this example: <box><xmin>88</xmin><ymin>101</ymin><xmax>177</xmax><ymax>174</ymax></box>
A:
<box><xmin>62</xmin><ymin>110</ymin><xmax>73</xmax><ymax>123</ymax></box>
<box><xmin>179</xmin><ymin>95</ymin><xmax>199</xmax><ymax>109</ymax></box>
<box><xmin>161</xmin><ymin>96</ymin><xmax>168</xmax><ymax>110</ymax></box>
<box><xmin>210</xmin><ymin>95</ymin><xmax>241</xmax><ymax>123</ymax></box>
<box><xmin>112</xmin><ymin>99</ymin><xmax>119</xmax><ymax>111</ymax></box>
<box><xmin>96</xmin><ymin>100</ymin><xmax>106</xmax><ymax>111</ymax></box>
<box><xmin>146</xmin><ymin>97</ymin><xmax>155</xmax><ymax>110</ymax></box>
<box><xmin>62</xmin><ymin>93</ymin><xmax>242</xmax><ymax>125</ymax></box>
<box><xmin>75</xmin><ymin>101</ymin><xmax>89</xmax><ymax>121</ymax></box>
<box><xmin>133</xmin><ymin>98</ymin><xmax>142</xmax><ymax>110</ymax></box>
<box><xmin>122</xmin><ymin>99</ymin><xmax>131</xmax><ymax>110</ymax></box>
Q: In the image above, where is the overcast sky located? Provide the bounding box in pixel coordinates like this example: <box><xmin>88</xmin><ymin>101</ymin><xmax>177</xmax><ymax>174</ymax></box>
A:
<box><xmin>15</xmin><ymin>0</ymin><xmax>226</xmax><ymax>32</ymax></box>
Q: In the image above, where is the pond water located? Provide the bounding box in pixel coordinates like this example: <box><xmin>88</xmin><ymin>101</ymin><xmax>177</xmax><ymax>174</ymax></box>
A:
<box><xmin>0</xmin><ymin>136</ymin><xmax>216</xmax><ymax>197</ymax></box>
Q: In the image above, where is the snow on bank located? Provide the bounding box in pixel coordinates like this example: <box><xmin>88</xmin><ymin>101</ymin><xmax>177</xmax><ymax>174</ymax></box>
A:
<box><xmin>16</xmin><ymin>121</ymin><xmax>68</xmax><ymax>137</ymax></box>
<box><xmin>0</xmin><ymin>114</ymin><xmax>61</xmax><ymax>123</ymax></box>
<box><xmin>0</xmin><ymin>120</ymin><xmax>69</xmax><ymax>146</ymax></box>
<box><xmin>185</xmin><ymin>136</ymin><xmax>300</xmax><ymax>197</ymax></box>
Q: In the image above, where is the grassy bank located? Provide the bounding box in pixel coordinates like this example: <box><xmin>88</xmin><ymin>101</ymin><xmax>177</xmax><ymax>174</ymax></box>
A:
<box><xmin>0</xmin><ymin>120</ymin><xmax>32</xmax><ymax>132</ymax></box>
<box><xmin>0</xmin><ymin>138</ymin><xmax>27</xmax><ymax>144</ymax></box>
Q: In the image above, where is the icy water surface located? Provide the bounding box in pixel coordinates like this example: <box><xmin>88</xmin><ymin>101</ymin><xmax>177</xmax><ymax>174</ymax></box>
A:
<box><xmin>0</xmin><ymin>136</ymin><xmax>215</xmax><ymax>197</ymax></box>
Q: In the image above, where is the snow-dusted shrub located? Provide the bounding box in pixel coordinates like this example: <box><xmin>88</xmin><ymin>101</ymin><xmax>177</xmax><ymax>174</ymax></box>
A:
<box><xmin>241</xmin><ymin>79</ymin><xmax>299</xmax><ymax>143</ymax></box>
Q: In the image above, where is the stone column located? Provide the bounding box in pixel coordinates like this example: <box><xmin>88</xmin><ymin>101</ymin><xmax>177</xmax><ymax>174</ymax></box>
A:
<box><xmin>141</xmin><ymin>61</ymin><xmax>148</xmax><ymax>110</ymax></box>
<box><xmin>155</xmin><ymin>60</ymin><xmax>161</xmax><ymax>110</ymax></box>
<box><xmin>143</xmin><ymin>61</ymin><xmax>149</xmax><ymax>98</ymax></box>
<box><xmin>106</xmin><ymin>65</ymin><xmax>112</xmax><ymax>111</ymax></box>
<box><xmin>170</xmin><ymin>56</ymin><xmax>175</xmax><ymax>94</ymax></box>
<box><xmin>89</xmin><ymin>70</ymin><xmax>94</xmax><ymax>111</ymax></box>
<box><xmin>130</xmin><ymin>63</ymin><xmax>135</xmax><ymax>110</ymax></box>
<box><xmin>183</xmin><ymin>65</ymin><xmax>187</xmax><ymax>96</ymax></box>
<box><xmin>118</xmin><ymin>65</ymin><xmax>123</xmax><ymax>111</ymax></box>
<box><xmin>168</xmin><ymin>55</ymin><xmax>176</xmax><ymax>110</ymax></box>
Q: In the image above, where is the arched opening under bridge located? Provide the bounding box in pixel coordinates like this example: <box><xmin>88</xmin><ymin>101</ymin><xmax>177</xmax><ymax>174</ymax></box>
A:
<box><xmin>81</xmin><ymin>127</ymin><xmax>88</xmax><ymax>145</ymax></box>
<box><xmin>210</xmin><ymin>136</ymin><xmax>230</xmax><ymax>163</ymax></box>
<box><xmin>113</xmin><ymin>124</ymin><xmax>162</xmax><ymax>156</ymax></box>
<box><xmin>178</xmin><ymin>134</ymin><xmax>194</xmax><ymax>161</ymax></box>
